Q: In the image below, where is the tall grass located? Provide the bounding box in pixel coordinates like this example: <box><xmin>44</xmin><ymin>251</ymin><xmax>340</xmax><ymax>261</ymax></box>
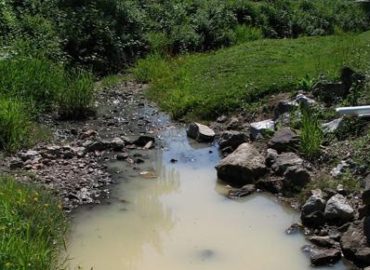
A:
<box><xmin>0</xmin><ymin>176</ymin><xmax>66</xmax><ymax>270</ymax></box>
<box><xmin>300</xmin><ymin>107</ymin><xmax>324</xmax><ymax>159</ymax></box>
<box><xmin>0</xmin><ymin>98</ymin><xmax>30</xmax><ymax>152</ymax></box>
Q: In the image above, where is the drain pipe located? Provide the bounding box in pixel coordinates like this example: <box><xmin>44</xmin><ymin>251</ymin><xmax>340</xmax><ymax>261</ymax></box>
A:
<box><xmin>336</xmin><ymin>105</ymin><xmax>370</xmax><ymax>118</ymax></box>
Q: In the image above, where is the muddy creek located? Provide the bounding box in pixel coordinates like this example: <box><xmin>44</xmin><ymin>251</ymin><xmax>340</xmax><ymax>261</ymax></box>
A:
<box><xmin>65</xmin><ymin>122</ymin><xmax>348</xmax><ymax>270</ymax></box>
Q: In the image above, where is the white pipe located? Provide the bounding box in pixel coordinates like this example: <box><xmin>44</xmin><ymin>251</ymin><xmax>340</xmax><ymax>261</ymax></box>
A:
<box><xmin>336</xmin><ymin>106</ymin><xmax>370</xmax><ymax>117</ymax></box>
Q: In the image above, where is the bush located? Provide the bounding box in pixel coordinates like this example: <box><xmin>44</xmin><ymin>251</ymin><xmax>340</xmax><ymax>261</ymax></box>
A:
<box><xmin>0</xmin><ymin>176</ymin><xmax>66</xmax><ymax>270</ymax></box>
<box><xmin>233</xmin><ymin>25</ymin><xmax>263</xmax><ymax>44</ymax></box>
<box><xmin>0</xmin><ymin>98</ymin><xmax>30</xmax><ymax>152</ymax></box>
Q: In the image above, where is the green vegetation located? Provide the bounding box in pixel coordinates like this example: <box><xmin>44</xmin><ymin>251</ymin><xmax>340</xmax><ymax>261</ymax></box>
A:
<box><xmin>134</xmin><ymin>32</ymin><xmax>370</xmax><ymax>119</ymax></box>
<box><xmin>299</xmin><ymin>107</ymin><xmax>324</xmax><ymax>159</ymax></box>
<box><xmin>0</xmin><ymin>176</ymin><xmax>66</xmax><ymax>270</ymax></box>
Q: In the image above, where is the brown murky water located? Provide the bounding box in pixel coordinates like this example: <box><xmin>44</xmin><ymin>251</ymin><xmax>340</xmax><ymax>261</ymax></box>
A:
<box><xmin>65</xmin><ymin>126</ymin><xmax>348</xmax><ymax>270</ymax></box>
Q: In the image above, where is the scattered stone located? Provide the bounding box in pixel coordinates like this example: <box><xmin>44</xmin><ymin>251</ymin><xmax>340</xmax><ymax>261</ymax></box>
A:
<box><xmin>265</xmin><ymin>148</ymin><xmax>279</xmax><ymax>167</ymax></box>
<box><xmin>228</xmin><ymin>184</ymin><xmax>256</xmax><ymax>199</ymax></box>
<box><xmin>117</xmin><ymin>153</ymin><xmax>129</xmax><ymax>161</ymax></box>
<box><xmin>324</xmin><ymin>194</ymin><xmax>354</xmax><ymax>224</ymax></box>
<box><xmin>9</xmin><ymin>158</ymin><xmax>24</xmax><ymax>170</ymax></box>
<box><xmin>271</xmin><ymin>152</ymin><xmax>304</xmax><ymax>175</ymax></box>
<box><xmin>216</xmin><ymin>143</ymin><xmax>267</xmax><ymax>186</ymax></box>
<box><xmin>322</xmin><ymin>118</ymin><xmax>344</xmax><ymax>134</ymax></box>
<box><xmin>268</xmin><ymin>128</ymin><xmax>299</xmax><ymax>152</ymax></box>
<box><xmin>295</xmin><ymin>94</ymin><xmax>316</xmax><ymax>106</ymax></box>
<box><xmin>187</xmin><ymin>123</ymin><xmax>216</xmax><ymax>143</ymax></box>
<box><xmin>144</xmin><ymin>140</ymin><xmax>154</xmax><ymax>149</ymax></box>
<box><xmin>110</xmin><ymin>137</ymin><xmax>125</xmax><ymax>151</ymax></box>
<box><xmin>133</xmin><ymin>135</ymin><xmax>155</xmax><ymax>147</ymax></box>
<box><xmin>250</xmin><ymin>119</ymin><xmax>275</xmax><ymax>140</ymax></box>
<box><xmin>286</xmin><ymin>223</ymin><xmax>304</xmax><ymax>235</ymax></box>
<box><xmin>341</xmin><ymin>218</ymin><xmax>370</xmax><ymax>267</ymax></box>
<box><xmin>18</xmin><ymin>150</ymin><xmax>40</xmax><ymax>161</ymax></box>
<box><xmin>79</xmin><ymin>129</ymin><xmax>98</xmax><ymax>140</ymax></box>
<box><xmin>218</xmin><ymin>130</ymin><xmax>248</xmax><ymax>150</ymax></box>
<box><xmin>216</xmin><ymin>115</ymin><xmax>227</xmax><ymax>123</ymax></box>
<box><xmin>361</xmin><ymin>175</ymin><xmax>370</xmax><ymax>205</ymax></box>
<box><xmin>256</xmin><ymin>178</ymin><xmax>283</xmax><ymax>194</ymax></box>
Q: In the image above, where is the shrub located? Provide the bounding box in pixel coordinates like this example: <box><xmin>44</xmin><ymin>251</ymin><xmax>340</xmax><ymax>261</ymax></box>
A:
<box><xmin>0</xmin><ymin>176</ymin><xmax>66</xmax><ymax>270</ymax></box>
<box><xmin>300</xmin><ymin>106</ymin><xmax>324</xmax><ymax>159</ymax></box>
<box><xmin>0</xmin><ymin>98</ymin><xmax>30</xmax><ymax>152</ymax></box>
<box><xmin>233</xmin><ymin>25</ymin><xmax>263</xmax><ymax>44</ymax></box>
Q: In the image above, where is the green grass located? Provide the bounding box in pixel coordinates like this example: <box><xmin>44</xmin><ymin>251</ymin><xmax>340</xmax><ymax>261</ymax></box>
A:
<box><xmin>0</xmin><ymin>176</ymin><xmax>66</xmax><ymax>270</ymax></box>
<box><xmin>299</xmin><ymin>107</ymin><xmax>324</xmax><ymax>159</ymax></box>
<box><xmin>0</xmin><ymin>98</ymin><xmax>31</xmax><ymax>152</ymax></box>
<box><xmin>134</xmin><ymin>32</ymin><xmax>370</xmax><ymax>120</ymax></box>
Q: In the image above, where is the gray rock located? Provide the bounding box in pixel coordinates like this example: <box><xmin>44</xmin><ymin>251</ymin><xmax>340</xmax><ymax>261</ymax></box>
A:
<box><xmin>308</xmin><ymin>236</ymin><xmax>338</xmax><ymax>248</ymax></box>
<box><xmin>216</xmin><ymin>115</ymin><xmax>227</xmax><ymax>123</ymax></box>
<box><xmin>303</xmin><ymin>245</ymin><xmax>341</xmax><ymax>266</ymax></box>
<box><xmin>295</xmin><ymin>94</ymin><xmax>316</xmax><ymax>106</ymax></box>
<box><xmin>256</xmin><ymin>178</ymin><xmax>283</xmax><ymax>194</ymax></box>
<box><xmin>110</xmin><ymin>137</ymin><xmax>125</xmax><ymax>150</ymax></box>
<box><xmin>187</xmin><ymin>123</ymin><xmax>216</xmax><ymax>142</ymax></box>
<box><xmin>226</xmin><ymin>117</ymin><xmax>241</xmax><ymax>130</ymax></box>
<box><xmin>268</xmin><ymin>128</ymin><xmax>299</xmax><ymax>152</ymax></box>
<box><xmin>218</xmin><ymin>131</ymin><xmax>248</xmax><ymax>150</ymax></box>
<box><xmin>324</xmin><ymin>194</ymin><xmax>354</xmax><ymax>224</ymax></box>
<box><xmin>271</xmin><ymin>152</ymin><xmax>304</xmax><ymax>175</ymax></box>
<box><xmin>322</xmin><ymin>118</ymin><xmax>344</xmax><ymax>134</ymax></box>
<box><xmin>361</xmin><ymin>174</ymin><xmax>370</xmax><ymax>206</ymax></box>
<box><xmin>216</xmin><ymin>143</ymin><xmax>266</xmax><ymax>186</ymax></box>
<box><xmin>117</xmin><ymin>153</ymin><xmax>129</xmax><ymax>160</ymax></box>
<box><xmin>341</xmin><ymin>218</ymin><xmax>370</xmax><ymax>267</ymax></box>
<box><xmin>301</xmin><ymin>189</ymin><xmax>327</xmax><ymax>227</ymax></box>
<box><xmin>18</xmin><ymin>150</ymin><xmax>40</xmax><ymax>161</ymax></box>
<box><xmin>283</xmin><ymin>165</ymin><xmax>311</xmax><ymax>190</ymax></box>
<box><xmin>250</xmin><ymin>119</ymin><xmax>275</xmax><ymax>140</ymax></box>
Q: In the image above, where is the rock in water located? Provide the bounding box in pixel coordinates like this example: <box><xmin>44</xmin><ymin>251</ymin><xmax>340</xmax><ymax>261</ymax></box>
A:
<box><xmin>187</xmin><ymin>123</ymin><xmax>215</xmax><ymax>142</ymax></box>
<box><xmin>301</xmin><ymin>189</ymin><xmax>327</xmax><ymax>228</ymax></box>
<box><xmin>304</xmin><ymin>246</ymin><xmax>341</xmax><ymax>266</ymax></box>
<box><xmin>324</xmin><ymin>194</ymin><xmax>354</xmax><ymax>224</ymax></box>
<box><xmin>215</xmin><ymin>143</ymin><xmax>266</xmax><ymax>186</ymax></box>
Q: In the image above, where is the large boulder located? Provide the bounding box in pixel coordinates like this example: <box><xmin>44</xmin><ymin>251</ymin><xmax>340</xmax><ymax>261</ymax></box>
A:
<box><xmin>268</xmin><ymin>128</ymin><xmax>299</xmax><ymax>152</ymax></box>
<box><xmin>218</xmin><ymin>131</ymin><xmax>248</xmax><ymax>150</ymax></box>
<box><xmin>187</xmin><ymin>123</ymin><xmax>216</xmax><ymax>142</ymax></box>
<box><xmin>303</xmin><ymin>246</ymin><xmax>341</xmax><ymax>267</ymax></box>
<box><xmin>216</xmin><ymin>143</ymin><xmax>267</xmax><ymax>187</ymax></box>
<box><xmin>324</xmin><ymin>194</ymin><xmax>354</xmax><ymax>225</ymax></box>
<box><xmin>249</xmin><ymin>119</ymin><xmax>275</xmax><ymax>140</ymax></box>
<box><xmin>341</xmin><ymin>218</ymin><xmax>370</xmax><ymax>267</ymax></box>
<box><xmin>301</xmin><ymin>189</ymin><xmax>327</xmax><ymax>228</ymax></box>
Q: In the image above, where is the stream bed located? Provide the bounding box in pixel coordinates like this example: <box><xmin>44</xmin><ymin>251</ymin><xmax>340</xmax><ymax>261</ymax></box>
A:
<box><xmin>65</xmin><ymin>119</ymin><xmax>349</xmax><ymax>270</ymax></box>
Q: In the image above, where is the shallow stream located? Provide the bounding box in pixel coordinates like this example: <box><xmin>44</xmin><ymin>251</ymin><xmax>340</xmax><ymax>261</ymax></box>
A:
<box><xmin>65</xmin><ymin>119</ymin><xmax>348</xmax><ymax>270</ymax></box>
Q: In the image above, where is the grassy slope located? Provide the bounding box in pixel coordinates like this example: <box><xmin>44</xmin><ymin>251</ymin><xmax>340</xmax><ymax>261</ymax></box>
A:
<box><xmin>0</xmin><ymin>177</ymin><xmax>66</xmax><ymax>270</ymax></box>
<box><xmin>134</xmin><ymin>32</ymin><xmax>370</xmax><ymax>120</ymax></box>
